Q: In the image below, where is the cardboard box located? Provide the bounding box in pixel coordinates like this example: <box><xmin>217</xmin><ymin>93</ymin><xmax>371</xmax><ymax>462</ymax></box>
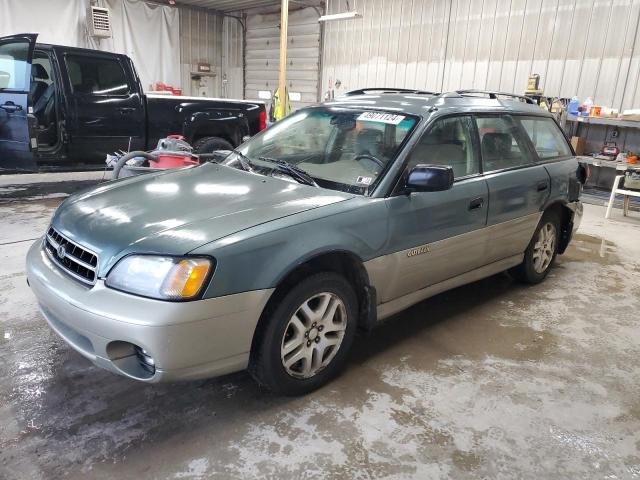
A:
<box><xmin>571</xmin><ymin>136</ymin><xmax>586</xmax><ymax>155</ymax></box>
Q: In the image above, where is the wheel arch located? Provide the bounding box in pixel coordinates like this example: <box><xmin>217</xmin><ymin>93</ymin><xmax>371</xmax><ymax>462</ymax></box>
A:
<box><xmin>191</xmin><ymin>133</ymin><xmax>235</xmax><ymax>148</ymax></box>
<box><xmin>542</xmin><ymin>200</ymin><xmax>575</xmax><ymax>254</ymax></box>
<box><xmin>186</xmin><ymin>111</ymin><xmax>249</xmax><ymax>147</ymax></box>
<box><xmin>249</xmin><ymin>249</ymin><xmax>377</xmax><ymax>362</ymax></box>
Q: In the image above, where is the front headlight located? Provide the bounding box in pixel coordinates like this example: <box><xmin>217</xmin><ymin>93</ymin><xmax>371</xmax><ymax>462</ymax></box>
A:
<box><xmin>105</xmin><ymin>255</ymin><xmax>213</xmax><ymax>300</ymax></box>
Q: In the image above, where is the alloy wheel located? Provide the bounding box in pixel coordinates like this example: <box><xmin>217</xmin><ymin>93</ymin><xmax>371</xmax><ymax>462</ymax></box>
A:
<box><xmin>280</xmin><ymin>292</ymin><xmax>347</xmax><ymax>379</ymax></box>
<box><xmin>532</xmin><ymin>222</ymin><xmax>556</xmax><ymax>274</ymax></box>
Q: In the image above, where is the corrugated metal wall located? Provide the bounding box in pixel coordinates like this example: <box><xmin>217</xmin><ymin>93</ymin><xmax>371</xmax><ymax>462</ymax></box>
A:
<box><xmin>244</xmin><ymin>6</ymin><xmax>321</xmax><ymax>110</ymax></box>
<box><xmin>179</xmin><ymin>7</ymin><xmax>224</xmax><ymax>96</ymax></box>
<box><xmin>322</xmin><ymin>0</ymin><xmax>640</xmax><ymax>110</ymax></box>
<box><xmin>222</xmin><ymin>15</ymin><xmax>245</xmax><ymax>99</ymax></box>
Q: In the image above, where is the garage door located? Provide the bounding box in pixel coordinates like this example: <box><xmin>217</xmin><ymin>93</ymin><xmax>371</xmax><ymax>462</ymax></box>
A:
<box><xmin>245</xmin><ymin>6</ymin><xmax>320</xmax><ymax>112</ymax></box>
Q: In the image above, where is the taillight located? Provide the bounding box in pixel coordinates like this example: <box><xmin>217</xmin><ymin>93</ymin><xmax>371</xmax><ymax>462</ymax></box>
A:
<box><xmin>259</xmin><ymin>110</ymin><xmax>267</xmax><ymax>131</ymax></box>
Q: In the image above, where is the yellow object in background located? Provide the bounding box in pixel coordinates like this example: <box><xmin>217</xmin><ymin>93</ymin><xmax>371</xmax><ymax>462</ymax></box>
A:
<box><xmin>272</xmin><ymin>86</ymin><xmax>291</xmax><ymax>121</ymax></box>
<box><xmin>525</xmin><ymin>74</ymin><xmax>543</xmax><ymax>95</ymax></box>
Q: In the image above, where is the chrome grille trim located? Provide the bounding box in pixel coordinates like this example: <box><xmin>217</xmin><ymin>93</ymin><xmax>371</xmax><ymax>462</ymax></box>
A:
<box><xmin>43</xmin><ymin>226</ymin><xmax>99</xmax><ymax>286</ymax></box>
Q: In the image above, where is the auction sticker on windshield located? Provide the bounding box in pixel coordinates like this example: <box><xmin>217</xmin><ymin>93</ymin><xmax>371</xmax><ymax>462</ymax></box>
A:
<box><xmin>357</xmin><ymin>112</ymin><xmax>406</xmax><ymax>125</ymax></box>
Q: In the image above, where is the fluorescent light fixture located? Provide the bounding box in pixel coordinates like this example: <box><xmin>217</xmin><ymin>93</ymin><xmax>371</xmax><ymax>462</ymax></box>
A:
<box><xmin>318</xmin><ymin>11</ymin><xmax>361</xmax><ymax>22</ymax></box>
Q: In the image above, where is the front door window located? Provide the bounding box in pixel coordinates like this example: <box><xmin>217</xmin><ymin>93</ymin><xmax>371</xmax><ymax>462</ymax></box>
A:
<box><xmin>406</xmin><ymin>115</ymin><xmax>479</xmax><ymax>179</ymax></box>
<box><xmin>0</xmin><ymin>39</ymin><xmax>31</xmax><ymax>91</ymax></box>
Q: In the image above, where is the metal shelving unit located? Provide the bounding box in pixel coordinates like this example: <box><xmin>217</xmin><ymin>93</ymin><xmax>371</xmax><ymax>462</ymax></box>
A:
<box><xmin>566</xmin><ymin>114</ymin><xmax>640</xmax><ymax>129</ymax></box>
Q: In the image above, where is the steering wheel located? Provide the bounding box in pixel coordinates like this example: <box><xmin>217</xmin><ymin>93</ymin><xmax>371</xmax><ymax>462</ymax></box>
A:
<box><xmin>354</xmin><ymin>153</ymin><xmax>385</xmax><ymax>169</ymax></box>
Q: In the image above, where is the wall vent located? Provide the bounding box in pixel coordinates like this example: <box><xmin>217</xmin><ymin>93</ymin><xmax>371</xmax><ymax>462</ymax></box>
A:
<box><xmin>87</xmin><ymin>6</ymin><xmax>112</xmax><ymax>38</ymax></box>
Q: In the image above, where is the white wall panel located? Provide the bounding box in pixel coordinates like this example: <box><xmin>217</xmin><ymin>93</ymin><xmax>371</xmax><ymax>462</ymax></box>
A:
<box><xmin>179</xmin><ymin>8</ymin><xmax>223</xmax><ymax>96</ymax></box>
<box><xmin>323</xmin><ymin>0</ymin><xmax>454</xmax><ymax>96</ymax></box>
<box><xmin>222</xmin><ymin>15</ymin><xmax>245</xmax><ymax>99</ymax></box>
<box><xmin>244</xmin><ymin>6</ymin><xmax>321</xmax><ymax>110</ymax></box>
<box><xmin>322</xmin><ymin>0</ymin><xmax>640</xmax><ymax>109</ymax></box>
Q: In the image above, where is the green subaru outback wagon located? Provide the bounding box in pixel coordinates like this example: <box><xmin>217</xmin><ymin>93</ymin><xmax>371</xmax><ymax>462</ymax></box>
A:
<box><xmin>27</xmin><ymin>89</ymin><xmax>584</xmax><ymax>395</ymax></box>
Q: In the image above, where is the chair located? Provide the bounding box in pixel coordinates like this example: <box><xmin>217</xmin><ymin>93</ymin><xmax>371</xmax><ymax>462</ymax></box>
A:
<box><xmin>605</xmin><ymin>173</ymin><xmax>640</xmax><ymax>219</ymax></box>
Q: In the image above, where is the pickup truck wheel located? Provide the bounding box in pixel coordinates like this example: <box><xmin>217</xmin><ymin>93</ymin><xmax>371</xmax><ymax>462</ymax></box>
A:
<box><xmin>509</xmin><ymin>210</ymin><xmax>560</xmax><ymax>284</ymax></box>
<box><xmin>249</xmin><ymin>272</ymin><xmax>358</xmax><ymax>396</ymax></box>
<box><xmin>192</xmin><ymin>136</ymin><xmax>233</xmax><ymax>156</ymax></box>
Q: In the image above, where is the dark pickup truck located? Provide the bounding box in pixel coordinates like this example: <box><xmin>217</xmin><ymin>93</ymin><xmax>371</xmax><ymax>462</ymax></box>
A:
<box><xmin>0</xmin><ymin>33</ymin><xmax>266</xmax><ymax>171</ymax></box>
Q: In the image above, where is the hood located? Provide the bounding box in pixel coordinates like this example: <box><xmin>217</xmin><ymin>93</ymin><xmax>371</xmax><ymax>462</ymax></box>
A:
<box><xmin>52</xmin><ymin>163</ymin><xmax>353</xmax><ymax>275</ymax></box>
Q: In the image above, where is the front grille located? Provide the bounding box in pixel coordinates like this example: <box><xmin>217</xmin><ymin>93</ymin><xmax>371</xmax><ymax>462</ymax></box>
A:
<box><xmin>43</xmin><ymin>226</ymin><xmax>99</xmax><ymax>286</ymax></box>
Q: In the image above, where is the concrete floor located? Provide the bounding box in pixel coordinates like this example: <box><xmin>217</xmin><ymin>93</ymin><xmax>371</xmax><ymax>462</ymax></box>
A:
<box><xmin>1</xmin><ymin>176</ymin><xmax>640</xmax><ymax>479</ymax></box>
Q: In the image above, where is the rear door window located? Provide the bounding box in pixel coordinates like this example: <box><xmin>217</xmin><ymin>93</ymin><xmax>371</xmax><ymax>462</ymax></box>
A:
<box><xmin>518</xmin><ymin>116</ymin><xmax>573</xmax><ymax>160</ymax></box>
<box><xmin>475</xmin><ymin>115</ymin><xmax>534</xmax><ymax>172</ymax></box>
<box><xmin>65</xmin><ymin>54</ymin><xmax>130</xmax><ymax>95</ymax></box>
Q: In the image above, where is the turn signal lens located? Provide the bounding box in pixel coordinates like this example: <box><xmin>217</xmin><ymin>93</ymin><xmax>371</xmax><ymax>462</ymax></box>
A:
<box><xmin>162</xmin><ymin>259</ymin><xmax>211</xmax><ymax>299</ymax></box>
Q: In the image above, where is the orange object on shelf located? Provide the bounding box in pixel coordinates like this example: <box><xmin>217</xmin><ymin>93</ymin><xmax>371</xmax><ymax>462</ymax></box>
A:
<box><xmin>628</xmin><ymin>155</ymin><xmax>638</xmax><ymax>165</ymax></box>
<box><xmin>589</xmin><ymin>106</ymin><xmax>602</xmax><ymax>117</ymax></box>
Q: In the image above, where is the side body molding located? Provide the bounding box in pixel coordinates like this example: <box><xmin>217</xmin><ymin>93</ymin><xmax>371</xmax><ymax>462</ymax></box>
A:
<box><xmin>365</xmin><ymin>213</ymin><xmax>541</xmax><ymax>319</ymax></box>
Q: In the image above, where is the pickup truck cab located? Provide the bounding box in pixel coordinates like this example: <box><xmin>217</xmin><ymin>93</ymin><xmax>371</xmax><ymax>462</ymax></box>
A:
<box><xmin>0</xmin><ymin>33</ymin><xmax>266</xmax><ymax>171</ymax></box>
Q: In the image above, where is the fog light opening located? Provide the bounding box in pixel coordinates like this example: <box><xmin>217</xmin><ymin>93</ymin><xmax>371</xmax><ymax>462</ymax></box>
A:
<box><xmin>135</xmin><ymin>346</ymin><xmax>156</xmax><ymax>375</ymax></box>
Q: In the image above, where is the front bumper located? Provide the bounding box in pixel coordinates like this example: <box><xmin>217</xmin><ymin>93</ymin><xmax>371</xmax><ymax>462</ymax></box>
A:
<box><xmin>26</xmin><ymin>240</ymin><xmax>273</xmax><ymax>382</ymax></box>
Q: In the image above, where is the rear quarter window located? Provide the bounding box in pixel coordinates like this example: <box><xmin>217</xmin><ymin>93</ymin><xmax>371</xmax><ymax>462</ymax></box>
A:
<box><xmin>518</xmin><ymin>116</ymin><xmax>572</xmax><ymax>160</ymax></box>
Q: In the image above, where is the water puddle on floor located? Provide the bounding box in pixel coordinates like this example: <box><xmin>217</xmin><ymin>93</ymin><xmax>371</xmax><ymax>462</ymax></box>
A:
<box><xmin>349</xmin><ymin>273</ymin><xmax>559</xmax><ymax>379</ymax></box>
<box><xmin>0</xmin><ymin>179</ymin><xmax>104</xmax><ymax>202</ymax></box>
<box><xmin>566</xmin><ymin>233</ymin><xmax>619</xmax><ymax>265</ymax></box>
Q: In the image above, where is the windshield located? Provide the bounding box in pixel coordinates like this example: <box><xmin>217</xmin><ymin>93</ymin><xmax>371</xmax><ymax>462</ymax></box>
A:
<box><xmin>222</xmin><ymin>107</ymin><xmax>418</xmax><ymax>194</ymax></box>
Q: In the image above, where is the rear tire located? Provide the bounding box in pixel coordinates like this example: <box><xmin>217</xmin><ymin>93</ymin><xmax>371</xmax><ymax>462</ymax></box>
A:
<box><xmin>249</xmin><ymin>272</ymin><xmax>358</xmax><ymax>396</ymax></box>
<box><xmin>192</xmin><ymin>136</ymin><xmax>233</xmax><ymax>156</ymax></box>
<box><xmin>509</xmin><ymin>210</ymin><xmax>561</xmax><ymax>284</ymax></box>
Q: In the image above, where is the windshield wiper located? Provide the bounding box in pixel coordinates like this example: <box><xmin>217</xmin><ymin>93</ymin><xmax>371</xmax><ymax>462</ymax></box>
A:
<box><xmin>257</xmin><ymin>157</ymin><xmax>319</xmax><ymax>187</ymax></box>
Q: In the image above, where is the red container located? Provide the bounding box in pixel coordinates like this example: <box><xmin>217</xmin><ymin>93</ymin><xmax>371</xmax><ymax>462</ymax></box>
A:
<box><xmin>150</xmin><ymin>154</ymin><xmax>199</xmax><ymax>168</ymax></box>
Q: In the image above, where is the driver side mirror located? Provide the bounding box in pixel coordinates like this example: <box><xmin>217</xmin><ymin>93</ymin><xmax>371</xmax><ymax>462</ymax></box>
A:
<box><xmin>405</xmin><ymin>165</ymin><xmax>454</xmax><ymax>193</ymax></box>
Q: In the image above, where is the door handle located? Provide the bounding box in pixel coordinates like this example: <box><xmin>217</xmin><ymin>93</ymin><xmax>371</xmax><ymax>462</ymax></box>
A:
<box><xmin>537</xmin><ymin>182</ymin><xmax>549</xmax><ymax>192</ymax></box>
<box><xmin>118</xmin><ymin>107</ymin><xmax>136</xmax><ymax>114</ymax></box>
<box><xmin>0</xmin><ymin>102</ymin><xmax>22</xmax><ymax>113</ymax></box>
<box><xmin>468</xmin><ymin>197</ymin><xmax>484</xmax><ymax>210</ymax></box>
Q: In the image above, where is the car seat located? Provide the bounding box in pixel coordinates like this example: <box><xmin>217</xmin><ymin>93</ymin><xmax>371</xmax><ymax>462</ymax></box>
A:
<box><xmin>410</xmin><ymin>142</ymin><xmax>466</xmax><ymax>177</ymax></box>
<box><xmin>30</xmin><ymin>64</ymin><xmax>48</xmax><ymax>104</ymax></box>
<box><xmin>33</xmin><ymin>83</ymin><xmax>57</xmax><ymax>146</ymax></box>
<box><xmin>408</xmin><ymin>121</ymin><xmax>468</xmax><ymax>177</ymax></box>
<box><xmin>355</xmin><ymin>128</ymin><xmax>384</xmax><ymax>159</ymax></box>
<box><xmin>481</xmin><ymin>132</ymin><xmax>512</xmax><ymax>171</ymax></box>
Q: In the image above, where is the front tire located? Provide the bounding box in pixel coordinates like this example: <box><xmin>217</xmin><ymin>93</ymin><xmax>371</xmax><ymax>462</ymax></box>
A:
<box><xmin>510</xmin><ymin>210</ymin><xmax>560</xmax><ymax>284</ymax></box>
<box><xmin>249</xmin><ymin>272</ymin><xmax>358</xmax><ymax>396</ymax></box>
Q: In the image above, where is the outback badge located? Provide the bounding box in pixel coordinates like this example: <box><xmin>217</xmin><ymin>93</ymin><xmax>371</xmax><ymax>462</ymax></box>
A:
<box><xmin>407</xmin><ymin>245</ymin><xmax>430</xmax><ymax>257</ymax></box>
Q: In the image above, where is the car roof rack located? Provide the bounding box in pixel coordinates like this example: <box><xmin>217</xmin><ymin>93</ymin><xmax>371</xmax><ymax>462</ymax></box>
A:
<box><xmin>344</xmin><ymin>87</ymin><xmax>439</xmax><ymax>96</ymax></box>
<box><xmin>441</xmin><ymin>89</ymin><xmax>537</xmax><ymax>104</ymax></box>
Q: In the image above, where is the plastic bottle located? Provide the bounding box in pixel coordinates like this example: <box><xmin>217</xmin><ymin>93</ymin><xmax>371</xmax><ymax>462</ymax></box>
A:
<box><xmin>581</xmin><ymin>97</ymin><xmax>593</xmax><ymax>116</ymax></box>
<box><xmin>567</xmin><ymin>96</ymin><xmax>580</xmax><ymax>115</ymax></box>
